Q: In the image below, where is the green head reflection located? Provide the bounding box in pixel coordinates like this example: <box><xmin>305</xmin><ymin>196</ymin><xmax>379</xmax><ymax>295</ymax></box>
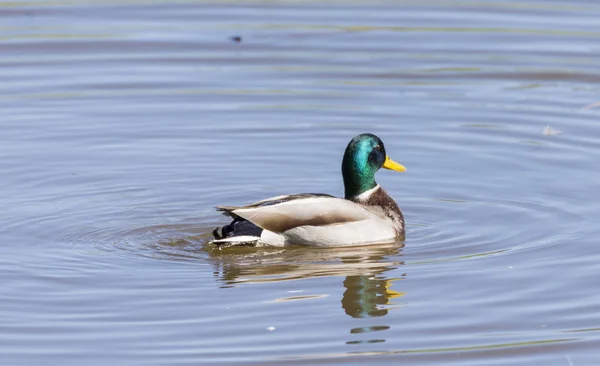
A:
<box><xmin>342</xmin><ymin>275</ymin><xmax>405</xmax><ymax>318</ymax></box>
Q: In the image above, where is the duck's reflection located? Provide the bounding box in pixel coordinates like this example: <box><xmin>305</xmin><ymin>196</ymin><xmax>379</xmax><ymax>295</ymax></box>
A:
<box><xmin>206</xmin><ymin>242</ymin><xmax>406</xmax><ymax>319</ymax></box>
<box><xmin>342</xmin><ymin>274</ymin><xmax>405</xmax><ymax>318</ymax></box>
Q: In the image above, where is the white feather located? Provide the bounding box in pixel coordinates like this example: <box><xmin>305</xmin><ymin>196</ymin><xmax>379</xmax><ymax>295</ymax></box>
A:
<box><xmin>210</xmin><ymin>235</ymin><xmax>259</xmax><ymax>244</ymax></box>
<box><xmin>354</xmin><ymin>184</ymin><xmax>380</xmax><ymax>202</ymax></box>
<box><xmin>282</xmin><ymin>219</ymin><xmax>397</xmax><ymax>247</ymax></box>
<box><xmin>260</xmin><ymin>230</ymin><xmax>286</xmax><ymax>247</ymax></box>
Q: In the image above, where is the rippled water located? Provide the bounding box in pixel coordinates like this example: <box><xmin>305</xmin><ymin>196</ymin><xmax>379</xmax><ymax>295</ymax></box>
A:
<box><xmin>2</xmin><ymin>1</ymin><xmax>600</xmax><ymax>365</ymax></box>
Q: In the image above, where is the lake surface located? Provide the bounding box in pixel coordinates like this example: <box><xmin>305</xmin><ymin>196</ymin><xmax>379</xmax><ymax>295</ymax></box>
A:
<box><xmin>2</xmin><ymin>1</ymin><xmax>600</xmax><ymax>365</ymax></box>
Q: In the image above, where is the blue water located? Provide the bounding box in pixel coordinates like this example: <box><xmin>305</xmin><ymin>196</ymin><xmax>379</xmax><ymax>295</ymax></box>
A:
<box><xmin>2</xmin><ymin>1</ymin><xmax>600</xmax><ymax>365</ymax></box>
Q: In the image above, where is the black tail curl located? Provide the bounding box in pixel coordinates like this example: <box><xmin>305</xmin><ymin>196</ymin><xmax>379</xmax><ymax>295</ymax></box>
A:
<box><xmin>212</xmin><ymin>218</ymin><xmax>263</xmax><ymax>240</ymax></box>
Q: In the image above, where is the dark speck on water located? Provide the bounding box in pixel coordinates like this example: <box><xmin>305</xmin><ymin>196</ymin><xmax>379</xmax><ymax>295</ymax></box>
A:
<box><xmin>1</xmin><ymin>1</ymin><xmax>600</xmax><ymax>365</ymax></box>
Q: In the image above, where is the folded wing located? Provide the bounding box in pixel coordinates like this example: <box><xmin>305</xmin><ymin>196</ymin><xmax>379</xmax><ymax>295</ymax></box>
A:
<box><xmin>231</xmin><ymin>196</ymin><xmax>379</xmax><ymax>233</ymax></box>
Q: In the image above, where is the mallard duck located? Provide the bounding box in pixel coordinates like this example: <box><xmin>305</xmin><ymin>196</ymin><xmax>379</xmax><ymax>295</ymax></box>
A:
<box><xmin>210</xmin><ymin>133</ymin><xmax>406</xmax><ymax>247</ymax></box>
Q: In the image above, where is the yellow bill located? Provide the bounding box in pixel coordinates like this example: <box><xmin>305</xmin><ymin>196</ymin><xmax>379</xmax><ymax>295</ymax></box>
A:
<box><xmin>383</xmin><ymin>156</ymin><xmax>406</xmax><ymax>172</ymax></box>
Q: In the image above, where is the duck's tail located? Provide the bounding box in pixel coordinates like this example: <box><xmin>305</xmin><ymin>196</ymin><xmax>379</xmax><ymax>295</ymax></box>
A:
<box><xmin>210</xmin><ymin>218</ymin><xmax>262</xmax><ymax>247</ymax></box>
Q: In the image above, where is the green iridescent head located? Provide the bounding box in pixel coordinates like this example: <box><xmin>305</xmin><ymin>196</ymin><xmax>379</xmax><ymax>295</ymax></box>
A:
<box><xmin>341</xmin><ymin>133</ymin><xmax>406</xmax><ymax>199</ymax></box>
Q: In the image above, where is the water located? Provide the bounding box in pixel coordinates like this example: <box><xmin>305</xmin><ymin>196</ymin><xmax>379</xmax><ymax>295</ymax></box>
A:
<box><xmin>2</xmin><ymin>1</ymin><xmax>600</xmax><ymax>365</ymax></box>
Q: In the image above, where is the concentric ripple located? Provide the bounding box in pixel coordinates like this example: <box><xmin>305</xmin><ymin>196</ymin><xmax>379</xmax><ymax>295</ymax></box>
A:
<box><xmin>403</xmin><ymin>196</ymin><xmax>584</xmax><ymax>265</ymax></box>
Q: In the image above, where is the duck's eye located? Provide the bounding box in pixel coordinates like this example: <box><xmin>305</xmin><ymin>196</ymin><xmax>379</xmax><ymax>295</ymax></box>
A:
<box><xmin>374</xmin><ymin>145</ymin><xmax>383</xmax><ymax>151</ymax></box>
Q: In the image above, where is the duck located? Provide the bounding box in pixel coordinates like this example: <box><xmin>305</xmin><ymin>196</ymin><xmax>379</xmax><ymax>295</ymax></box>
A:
<box><xmin>210</xmin><ymin>133</ymin><xmax>406</xmax><ymax>247</ymax></box>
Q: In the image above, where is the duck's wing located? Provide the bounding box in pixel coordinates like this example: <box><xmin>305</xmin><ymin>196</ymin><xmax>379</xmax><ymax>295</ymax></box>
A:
<box><xmin>216</xmin><ymin>193</ymin><xmax>334</xmax><ymax>217</ymax></box>
<box><xmin>228</xmin><ymin>196</ymin><xmax>380</xmax><ymax>234</ymax></box>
